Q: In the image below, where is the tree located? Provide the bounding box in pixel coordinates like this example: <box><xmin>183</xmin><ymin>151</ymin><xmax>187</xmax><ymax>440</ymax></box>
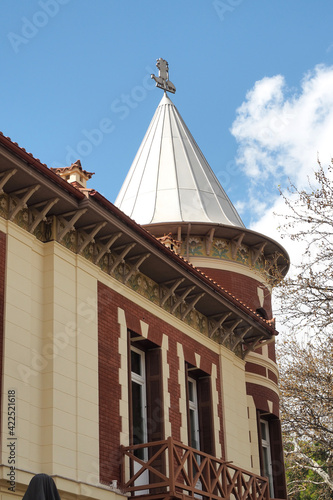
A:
<box><xmin>276</xmin><ymin>161</ymin><xmax>333</xmax><ymax>498</ymax></box>
<box><xmin>278</xmin><ymin>336</ymin><xmax>333</xmax><ymax>498</ymax></box>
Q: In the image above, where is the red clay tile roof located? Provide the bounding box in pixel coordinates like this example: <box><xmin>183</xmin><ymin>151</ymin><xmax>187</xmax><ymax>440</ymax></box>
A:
<box><xmin>50</xmin><ymin>159</ymin><xmax>94</xmax><ymax>179</ymax></box>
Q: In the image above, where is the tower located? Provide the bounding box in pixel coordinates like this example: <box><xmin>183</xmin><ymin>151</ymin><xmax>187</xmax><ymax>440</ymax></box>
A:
<box><xmin>0</xmin><ymin>60</ymin><xmax>289</xmax><ymax>500</ymax></box>
<box><xmin>115</xmin><ymin>59</ymin><xmax>289</xmax><ymax>498</ymax></box>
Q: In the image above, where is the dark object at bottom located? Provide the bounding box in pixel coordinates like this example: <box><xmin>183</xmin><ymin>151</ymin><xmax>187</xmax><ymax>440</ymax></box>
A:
<box><xmin>22</xmin><ymin>474</ymin><xmax>61</xmax><ymax>500</ymax></box>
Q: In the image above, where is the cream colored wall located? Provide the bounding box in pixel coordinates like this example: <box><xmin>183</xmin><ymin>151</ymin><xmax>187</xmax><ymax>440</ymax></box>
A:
<box><xmin>1</xmin><ymin>221</ymin><xmax>105</xmax><ymax>498</ymax></box>
<box><xmin>247</xmin><ymin>395</ymin><xmax>261</xmax><ymax>474</ymax></box>
<box><xmin>219</xmin><ymin>346</ymin><xmax>252</xmax><ymax>470</ymax></box>
<box><xmin>2</xmin><ymin>223</ymin><xmax>44</xmax><ymax>473</ymax></box>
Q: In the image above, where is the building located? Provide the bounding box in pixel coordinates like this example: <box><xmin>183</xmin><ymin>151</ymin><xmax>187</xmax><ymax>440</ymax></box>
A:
<box><xmin>0</xmin><ymin>63</ymin><xmax>289</xmax><ymax>500</ymax></box>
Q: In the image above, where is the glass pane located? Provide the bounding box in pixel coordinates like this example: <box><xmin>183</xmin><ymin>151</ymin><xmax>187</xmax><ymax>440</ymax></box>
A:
<box><xmin>132</xmin><ymin>381</ymin><xmax>145</xmax><ymax>458</ymax></box>
<box><xmin>188</xmin><ymin>379</ymin><xmax>194</xmax><ymax>402</ymax></box>
<box><xmin>263</xmin><ymin>447</ymin><xmax>270</xmax><ymax>476</ymax></box>
<box><xmin>131</xmin><ymin>350</ymin><xmax>142</xmax><ymax>376</ymax></box>
<box><xmin>261</xmin><ymin>421</ymin><xmax>267</xmax><ymax>441</ymax></box>
<box><xmin>190</xmin><ymin>409</ymin><xmax>198</xmax><ymax>449</ymax></box>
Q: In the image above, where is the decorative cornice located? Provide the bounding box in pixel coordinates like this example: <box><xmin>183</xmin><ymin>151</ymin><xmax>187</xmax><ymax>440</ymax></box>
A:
<box><xmin>0</xmin><ymin>139</ymin><xmax>280</xmax><ymax>358</ymax></box>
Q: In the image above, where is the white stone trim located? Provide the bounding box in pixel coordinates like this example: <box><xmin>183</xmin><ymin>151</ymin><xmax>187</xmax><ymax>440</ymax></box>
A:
<box><xmin>117</xmin><ymin>307</ymin><xmax>129</xmax><ymax>447</ymax></box>
<box><xmin>177</xmin><ymin>343</ymin><xmax>188</xmax><ymax>445</ymax></box>
<box><xmin>162</xmin><ymin>334</ymin><xmax>171</xmax><ymax>437</ymax></box>
<box><xmin>211</xmin><ymin>363</ymin><xmax>222</xmax><ymax>459</ymax></box>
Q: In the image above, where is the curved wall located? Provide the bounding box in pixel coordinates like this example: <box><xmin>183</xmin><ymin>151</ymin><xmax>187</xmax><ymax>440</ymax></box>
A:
<box><xmin>198</xmin><ymin>267</ymin><xmax>273</xmax><ymax>319</ymax></box>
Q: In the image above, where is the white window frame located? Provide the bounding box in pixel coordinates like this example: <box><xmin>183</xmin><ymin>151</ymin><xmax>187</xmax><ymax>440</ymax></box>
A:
<box><xmin>131</xmin><ymin>347</ymin><xmax>148</xmax><ymax>450</ymax></box>
<box><xmin>188</xmin><ymin>377</ymin><xmax>200</xmax><ymax>451</ymax></box>
<box><xmin>130</xmin><ymin>346</ymin><xmax>149</xmax><ymax>493</ymax></box>
<box><xmin>260</xmin><ymin>419</ymin><xmax>274</xmax><ymax>497</ymax></box>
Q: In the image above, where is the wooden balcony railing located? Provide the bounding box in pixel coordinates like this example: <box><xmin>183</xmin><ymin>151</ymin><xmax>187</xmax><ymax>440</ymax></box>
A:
<box><xmin>120</xmin><ymin>437</ymin><xmax>270</xmax><ymax>500</ymax></box>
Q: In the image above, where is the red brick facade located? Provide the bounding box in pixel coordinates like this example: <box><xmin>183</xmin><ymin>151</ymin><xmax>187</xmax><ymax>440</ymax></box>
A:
<box><xmin>98</xmin><ymin>281</ymin><xmax>225</xmax><ymax>484</ymax></box>
<box><xmin>245</xmin><ymin>362</ymin><xmax>266</xmax><ymax>378</ymax></box>
<box><xmin>199</xmin><ymin>268</ymin><xmax>272</xmax><ymax>318</ymax></box>
<box><xmin>246</xmin><ymin>382</ymin><xmax>279</xmax><ymax>417</ymax></box>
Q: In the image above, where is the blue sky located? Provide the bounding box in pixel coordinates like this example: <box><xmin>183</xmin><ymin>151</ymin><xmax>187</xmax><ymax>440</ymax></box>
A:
<box><xmin>1</xmin><ymin>0</ymin><xmax>333</xmax><ymax>246</ymax></box>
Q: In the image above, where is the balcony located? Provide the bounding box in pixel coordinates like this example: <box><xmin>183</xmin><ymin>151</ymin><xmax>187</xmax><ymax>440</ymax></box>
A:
<box><xmin>121</xmin><ymin>437</ymin><xmax>270</xmax><ymax>500</ymax></box>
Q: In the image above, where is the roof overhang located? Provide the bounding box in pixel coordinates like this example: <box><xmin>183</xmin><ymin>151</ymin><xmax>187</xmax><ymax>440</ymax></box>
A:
<box><xmin>0</xmin><ymin>133</ymin><xmax>279</xmax><ymax>357</ymax></box>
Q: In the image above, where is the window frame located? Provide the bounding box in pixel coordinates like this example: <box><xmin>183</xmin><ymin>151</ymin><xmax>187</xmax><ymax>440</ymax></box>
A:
<box><xmin>185</xmin><ymin>364</ymin><xmax>215</xmax><ymax>457</ymax></box>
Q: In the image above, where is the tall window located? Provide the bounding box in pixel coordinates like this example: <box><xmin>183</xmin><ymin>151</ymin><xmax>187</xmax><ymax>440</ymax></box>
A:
<box><xmin>260</xmin><ymin>419</ymin><xmax>274</xmax><ymax>497</ymax></box>
<box><xmin>131</xmin><ymin>347</ymin><xmax>147</xmax><ymax>459</ymax></box>
<box><xmin>257</xmin><ymin>413</ymin><xmax>287</xmax><ymax>499</ymax></box>
<box><xmin>186</xmin><ymin>365</ymin><xmax>215</xmax><ymax>457</ymax></box>
<box><xmin>188</xmin><ymin>377</ymin><xmax>200</xmax><ymax>450</ymax></box>
<box><xmin>128</xmin><ymin>333</ymin><xmax>165</xmax><ymax>489</ymax></box>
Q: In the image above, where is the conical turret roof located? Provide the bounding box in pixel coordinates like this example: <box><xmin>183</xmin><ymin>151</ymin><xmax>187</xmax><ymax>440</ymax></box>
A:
<box><xmin>115</xmin><ymin>93</ymin><xmax>244</xmax><ymax>228</ymax></box>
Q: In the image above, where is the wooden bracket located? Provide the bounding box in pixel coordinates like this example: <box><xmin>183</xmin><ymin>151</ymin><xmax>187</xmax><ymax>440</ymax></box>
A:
<box><xmin>123</xmin><ymin>253</ymin><xmax>151</xmax><ymax>284</ymax></box>
<box><xmin>109</xmin><ymin>242</ymin><xmax>136</xmax><ymax>274</ymax></box>
<box><xmin>205</xmin><ymin>228</ymin><xmax>215</xmax><ymax>255</ymax></box>
<box><xmin>160</xmin><ymin>278</ymin><xmax>185</xmax><ymax>307</ymax></box>
<box><xmin>251</xmin><ymin>242</ymin><xmax>266</xmax><ymax>266</ymax></box>
<box><xmin>209</xmin><ymin>312</ymin><xmax>232</xmax><ymax>338</ymax></box>
<box><xmin>94</xmin><ymin>232</ymin><xmax>122</xmax><ymax>264</ymax></box>
<box><xmin>231</xmin><ymin>326</ymin><xmax>253</xmax><ymax>351</ymax></box>
<box><xmin>8</xmin><ymin>184</ymin><xmax>40</xmax><ymax>220</ymax></box>
<box><xmin>0</xmin><ymin>168</ymin><xmax>17</xmax><ymax>192</ymax></box>
<box><xmin>77</xmin><ymin>221</ymin><xmax>107</xmax><ymax>254</ymax></box>
<box><xmin>29</xmin><ymin>197</ymin><xmax>59</xmax><ymax>233</ymax></box>
<box><xmin>181</xmin><ymin>292</ymin><xmax>205</xmax><ymax>320</ymax></box>
<box><xmin>171</xmin><ymin>285</ymin><xmax>195</xmax><ymax>314</ymax></box>
<box><xmin>57</xmin><ymin>208</ymin><xmax>87</xmax><ymax>241</ymax></box>
<box><xmin>220</xmin><ymin>319</ymin><xmax>243</xmax><ymax>344</ymax></box>
<box><xmin>230</xmin><ymin>233</ymin><xmax>245</xmax><ymax>260</ymax></box>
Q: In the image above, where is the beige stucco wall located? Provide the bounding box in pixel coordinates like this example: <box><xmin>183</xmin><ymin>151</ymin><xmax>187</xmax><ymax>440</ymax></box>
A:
<box><xmin>0</xmin><ymin>221</ymin><xmax>109</xmax><ymax>498</ymax></box>
<box><xmin>219</xmin><ymin>345</ymin><xmax>252</xmax><ymax>470</ymax></box>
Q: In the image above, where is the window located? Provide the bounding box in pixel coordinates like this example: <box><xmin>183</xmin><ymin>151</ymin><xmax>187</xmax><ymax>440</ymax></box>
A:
<box><xmin>186</xmin><ymin>366</ymin><xmax>215</xmax><ymax>456</ymax></box>
<box><xmin>188</xmin><ymin>377</ymin><xmax>200</xmax><ymax>450</ymax></box>
<box><xmin>131</xmin><ymin>347</ymin><xmax>147</xmax><ymax>459</ymax></box>
<box><xmin>257</xmin><ymin>413</ymin><xmax>287</xmax><ymax>499</ymax></box>
<box><xmin>128</xmin><ymin>334</ymin><xmax>165</xmax><ymax>490</ymax></box>
<box><xmin>260</xmin><ymin>419</ymin><xmax>274</xmax><ymax>497</ymax></box>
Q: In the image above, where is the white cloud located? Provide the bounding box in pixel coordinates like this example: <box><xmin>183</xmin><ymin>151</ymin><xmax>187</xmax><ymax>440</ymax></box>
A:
<box><xmin>231</xmin><ymin>64</ymin><xmax>333</xmax><ymax>228</ymax></box>
<box><xmin>229</xmin><ymin>64</ymin><xmax>333</xmax><ymax>249</ymax></box>
<box><xmin>230</xmin><ymin>64</ymin><xmax>333</xmax><ymax>300</ymax></box>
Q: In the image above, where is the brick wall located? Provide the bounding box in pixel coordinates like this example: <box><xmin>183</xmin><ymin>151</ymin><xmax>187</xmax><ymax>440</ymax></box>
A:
<box><xmin>268</xmin><ymin>341</ymin><xmax>276</xmax><ymax>362</ymax></box>
<box><xmin>199</xmin><ymin>268</ymin><xmax>272</xmax><ymax>318</ymax></box>
<box><xmin>97</xmin><ymin>282</ymin><xmax>122</xmax><ymax>483</ymax></box>
<box><xmin>245</xmin><ymin>362</ymin><xmax>266</xmax><ymax>378</ymax></box>
<box><xmin>246</xmin><ymin>382</ymin><xmax>279</xmax><ymax>417</ymax></box>
<box><xmin>98</xmin><ymin>281</ymin><xmax>225</xmax><ymax>484</ymax></box>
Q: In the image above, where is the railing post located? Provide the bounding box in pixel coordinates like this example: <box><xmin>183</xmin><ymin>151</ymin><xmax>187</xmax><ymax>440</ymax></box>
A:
<box><xmin>120</xmin><ymin>445</ymin><xmax>124</xmax><ymax>487</ymax></box>
<box><xmin>168</xmin><ymin>436</ymin><xmax>175</xmax><ymax>496</ymax></box>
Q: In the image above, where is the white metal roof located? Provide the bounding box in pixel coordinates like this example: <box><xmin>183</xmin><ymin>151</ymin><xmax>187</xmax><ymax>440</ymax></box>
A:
<box><xmin>115</xmin><ymin>93</ymin><xmax>245</xmax><ymax>228</ymax></box>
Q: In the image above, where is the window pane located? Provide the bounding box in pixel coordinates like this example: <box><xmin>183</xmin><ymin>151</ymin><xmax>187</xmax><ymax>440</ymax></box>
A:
<box><xmin>262</xmin><ymin>447</ymin><xmax>270</xmax><ymax>476</ymax></box>
<box><xmin>131</xmin><ymin>350</ymin><xmax>142</xmax><ymax>376</ymax></box>
<box><xmin>132</xmin><ymin>381</ymin><xmax>145</xmax><ymax>459</ymax></box>
<box><xmin>188</xmin><ymin>379</ymin><xmax>194</xmax><ymax>402</ymax></box>
<box><xmin>190</xmin><ymin>408</ymin><xmax>199</xmax><ymax>449</ymax></box>
<box><xmin>261</xmin><ymin>421</ymin><xmax>267</xmax><ymax>441</ymax></box>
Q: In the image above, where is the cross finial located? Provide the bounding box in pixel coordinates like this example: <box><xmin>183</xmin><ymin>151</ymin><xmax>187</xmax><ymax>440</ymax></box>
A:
<box><xmin>151</xmin><ymin>58</ymin><xmax>176</xmax><ymax>94</ymax></box>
